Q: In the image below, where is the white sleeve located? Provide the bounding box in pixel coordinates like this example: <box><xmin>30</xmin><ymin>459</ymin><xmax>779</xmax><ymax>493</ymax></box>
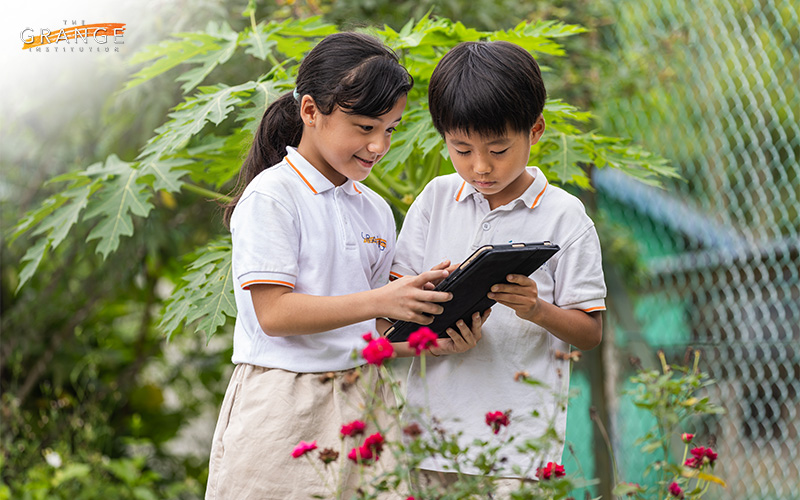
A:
<box><xmin>552</xmin><ymin>223</ymin><xmax>607</xmax><ymax>311</ymax></box>
<box><xmin>391</xmin><ymin>197</ymin><xmax>430</xmax><ymax>279</ymax></box>
<box><xmin>231</xmin><ymin>191</ymin><xmax>300</xmax><ymax>290</ymax></box>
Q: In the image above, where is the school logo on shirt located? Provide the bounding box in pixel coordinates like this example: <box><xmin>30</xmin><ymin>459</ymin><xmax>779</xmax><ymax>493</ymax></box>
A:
<box><xmin>361</xmin><ymin>232</ymin><xmax>387</xmax><ymax>251</ymax></box>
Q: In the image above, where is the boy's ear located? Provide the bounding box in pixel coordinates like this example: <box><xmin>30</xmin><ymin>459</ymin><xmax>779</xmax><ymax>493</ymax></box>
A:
<box><xmin>299</xmin><ymin>95</ymin><xmax>319</xmax><ymax>126</ymax></box>
<box><xmin>529</xmin><ymin>115</ymin><xmax>546</xmax><ymax>145</ymax></box>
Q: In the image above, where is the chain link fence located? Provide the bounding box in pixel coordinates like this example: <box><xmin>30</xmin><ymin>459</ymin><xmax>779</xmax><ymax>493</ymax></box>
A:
<box><xmin>591</xmin><ymin>0</ymin><xmax>799</xmax><ymax>497</ymax></box>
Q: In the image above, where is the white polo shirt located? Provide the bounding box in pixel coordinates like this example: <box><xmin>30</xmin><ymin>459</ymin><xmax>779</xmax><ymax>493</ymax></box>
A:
<box><xmin>392</xmin><ymin>167</ymin><xmax>606</xmax><ymax>477</ymax></box>
<box><xmin>229</xmin><ymin>147</ymin><xmax>396</xmax><ymax>373</ymax></box>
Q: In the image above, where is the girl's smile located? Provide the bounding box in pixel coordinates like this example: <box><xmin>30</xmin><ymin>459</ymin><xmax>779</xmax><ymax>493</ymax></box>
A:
<box><xmin>297</xmin><ymin>95</ymin><xmax>407</xmax><ymax>186</ymax></box>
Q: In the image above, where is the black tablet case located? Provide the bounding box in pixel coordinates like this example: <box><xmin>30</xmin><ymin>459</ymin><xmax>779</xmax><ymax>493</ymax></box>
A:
<box><xmin>384</xmin><ymin>242</ymin><xmax>560</xmax><ymax>342</ymax></box>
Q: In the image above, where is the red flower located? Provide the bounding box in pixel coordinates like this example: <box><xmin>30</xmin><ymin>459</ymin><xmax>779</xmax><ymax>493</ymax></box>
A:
<box><xmin>362</xmin><ymin>333</ymin><xmax>374</xmax><ymax>342</ymax></box>
<box><xmin>291</xmin><ymin>440</ymin><xmax>317</xmax><ymax>458</ymax></box>
<box><xmin>347</xmin><ymin>445</ymin><xmax>375</xmax><ymax>464</ymax></box>
<box><xmin>363</xmin><ymin>432</ymin><xmax>385</xmax><ymax>454</ymax></box>
<box><xmin>408</xmin><ymin>327</ymin><xmax>439</xmax><ymax>355</ymax></box>
<box><xmin>681</xmin><ymin>433</ymin><xmax>694</xmax><ymax>443</ymax></box>
<box><xmin>685</xmin><ymin>446</ymin><xmax>718</xmax><ymax>468</ymax></box>
<box><xmin>340</xmin><ymin>420</ymin><xmax>366</xmax><ymax>437</ymax></box>
<box><xmin>347</xmin><ymin>432</ymin><xmax>385</xmax><ymax>465</ymax></box>
<box><xmin>668</xmin><ymin>481</ymin><xmax>684</xmax><ymax>498</ymax></box>
<box><xmin>362</xmin><ymin>337</ymin><xmax>394</xmax><ymax>366</ymax></box>
<box><xmin>536</xmin><ymin>462</ymin><xmax>566</xmax><ymax>480</ymax></box>
<box><xmin>485</xmin><ymin>411</ymin><xmax>510</xmax><ymax>434</ymax></box>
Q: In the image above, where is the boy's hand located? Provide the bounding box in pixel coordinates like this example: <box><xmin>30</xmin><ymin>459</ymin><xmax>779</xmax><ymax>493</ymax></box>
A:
<box><xmin>487</xmin><ymin>274</ymin><xmax>541</xmax><ymax>322</ymax></box>
<box><xmin>377</xmin><ymin>270</ymin><xmax>453</xmax><ymax>325</ymax></box>
<box><xmin>432</xmin><ymin>309</ymin><xmax>490</xmax><ymax>355</ymax></box>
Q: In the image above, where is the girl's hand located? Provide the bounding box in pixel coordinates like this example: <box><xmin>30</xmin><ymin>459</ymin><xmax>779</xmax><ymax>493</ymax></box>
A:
<box><xmin>378</xmin><ymin>270</ymin><xmax>453</xmax><ymax>324</ymax></box>
<box><xmin>432</xmin><ymin>309</ymin><xmax>490</xmax><ymax>355</ymax></box>
<box><xmin>487</xmin><ymin>274</ymin><xmax>541</xmax><ymax>322</ymax></box>
<box><xmin>424</xmin><ymin>260</ymin><xmax>460</xmax><ymax>289</ymax></box>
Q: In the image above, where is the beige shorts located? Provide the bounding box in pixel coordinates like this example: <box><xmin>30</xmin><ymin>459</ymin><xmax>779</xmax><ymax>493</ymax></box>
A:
<box><xmin>205</xmin><ymin>363</ymin><xmax>399</xmax><ymax>500</ymax></box>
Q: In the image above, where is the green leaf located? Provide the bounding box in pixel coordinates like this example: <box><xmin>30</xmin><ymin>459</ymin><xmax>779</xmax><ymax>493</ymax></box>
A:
<box><xmin>534</xmin><ymin>132</ymin><xmax>593</xmax><ymax>186</ymax></box>
<box><xmin>176</xmin><ymin>23</ymin><xmax>241</xmax><ymax>93</ymax></box>
<box><xmin>160</xmin><ymin>237</ymin><xmax>236</xmax><ymax>341</ymax></box>
<box><xmin>140</xmin><ymin>82</ymin><xmax>257</xmax><ymax>160</ymax></box>
<box><xmin>125</xmin><ymin>32</ymin><xmax>226</xmax><ymax>90</ymax></box>
<box><xmin>11</xmin><ymin>182</ymin><xmax>93</xmax><ymax>290</ymax></box>
<box><xmin>83</xmin><ymin>155</ymin><xmax>155</xmax><ymax>259</ymax></box>
<box><xmin>380</xmin><ymin>108</ymin><xmax>441</xmax><ymax>176</ymax></box>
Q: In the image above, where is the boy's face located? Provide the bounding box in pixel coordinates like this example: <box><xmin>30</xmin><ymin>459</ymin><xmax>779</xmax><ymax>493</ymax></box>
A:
<box><xmin>444</xmin><ymin>116</ymin><xmax>545</xmax><ymax>210</ymax></box>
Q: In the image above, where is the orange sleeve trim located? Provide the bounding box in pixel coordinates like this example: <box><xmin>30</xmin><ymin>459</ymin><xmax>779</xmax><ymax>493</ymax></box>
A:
<box><xmin>285</xmin><ymin>157</ymin><xmax>318</xmax><ymax>194</ymax></box>
<box><xmin>389</xmin><ymin>271</ymin><xmax>404</xmax><ymax>280</ymax></box>
<box><xmin>582</xmin><ymin>306</ymin><xmax>606</xmax><ymax>312</ymax></box>
<box><xmin>531</xmin><ymin>179</ymin><xmax>548</xmax><ymax>208</ymax></box>
<box><xmin>242</xmin><ymin>279</ymin><xmax>295</xmax><ymax>289</ymax></box>
<box><xmin>455</xmin><ymin>181</ymin><xmax>466</xmax><ymax>201</ymax></box>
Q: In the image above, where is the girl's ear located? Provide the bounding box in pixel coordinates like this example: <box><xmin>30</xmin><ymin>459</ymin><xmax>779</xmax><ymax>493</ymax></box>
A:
<box><xmin>299</xmin><ymin>95</ymin><xmax>319</xmax><ymax>127</ymax></box>
<box><xmin>529</xmin><ymin>114</ymin><xmax>546</xmax><ymax>145</ymax></box>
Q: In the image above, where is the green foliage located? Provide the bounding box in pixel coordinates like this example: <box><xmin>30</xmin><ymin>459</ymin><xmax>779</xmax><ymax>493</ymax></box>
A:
<box><xmin>615</xmin><ymin>350</ymin><xmax>726</xmax><ymax>498</ymax></box>
<box><xmin>159</xmin><ymin>237</ymin><xmax>236</xmax><ymax>342</ymax></box>
<box><xmin>10</xmin><ymin>14</ymin><xmax>676</xmax><ymax>343</ymax></box>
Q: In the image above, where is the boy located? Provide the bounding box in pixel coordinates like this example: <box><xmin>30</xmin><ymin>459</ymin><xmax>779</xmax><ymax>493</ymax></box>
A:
<box><xmin>391</xmin><ymin>41</ymin><xmax>607</xmax><ymax>492</ymax></box>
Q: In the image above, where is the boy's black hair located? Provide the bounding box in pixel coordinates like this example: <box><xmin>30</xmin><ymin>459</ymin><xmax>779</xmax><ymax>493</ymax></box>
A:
<box><xmin>224</xmin><ymin>32</ymin><xmax>413</xmax><ymax>226</ymax></box>
<box><xmin>428</xmin><ymin>41</ymin><xmax>546</xmax><ymax>137</ymax></box>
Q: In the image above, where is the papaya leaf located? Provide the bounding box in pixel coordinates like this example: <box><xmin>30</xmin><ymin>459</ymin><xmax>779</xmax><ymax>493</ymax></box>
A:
<box><xmin>125</xmin><ymin>32</ymin><xmax>226</xmax><ymax>90</ymax></box>
<box><xmin>534</xmin><ymin>132</ymin><xmax>594</xmax><ymax>187</ymax></box>
<box><xmin>139</xmin><ymin>82</ymin><xmax>257</xmax><ymax>160</ymax></box>
<box><xmin>11</xmin><ymin>182</ymin><xmax>94</xmax><ymax>290</ymax></box>
<box><xmin>82</xmin><ymin>155</ymin><xmax>192</xmax><ymax>259</ymax></box>
<box><xmin>160</xmin><ymin>237</ymin><xmax>236</xmax><ymax>341</ymax></box>
<box><xmin>176</xmin><ymin>23</ymin><xmax>241</xmax><ymax>93</ymax></box>
<box><xmin>494</xmin><ymin>20</ymin><xmax>587</xmax><ymax>56</ymax></box>
<box><xmin>82</xmin><ymin>156</ymin><xmax>154</xmax><ymax>258</ymax></box>
<box><xmin>235</xmin><ymin>79</ymin><xmax>288</xmax><ymax>134</ymax></box>
<box><xmin>380</xmin><ymin>108</ymin><xmax>441</xmax><ymax>176</ymax></box>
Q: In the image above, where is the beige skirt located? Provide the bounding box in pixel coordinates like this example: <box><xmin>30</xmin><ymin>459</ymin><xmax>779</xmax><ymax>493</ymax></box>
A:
<box><xmin>205</xmin><ymin>363</ymin><xmax>400</xmax><ymax>500</ymax></box>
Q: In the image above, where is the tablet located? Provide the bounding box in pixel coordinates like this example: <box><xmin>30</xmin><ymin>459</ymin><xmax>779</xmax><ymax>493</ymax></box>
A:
<box><xmin>384</xmin><ymin>241</ymin><xmax>560</xmax><ymax>342</ymax></box>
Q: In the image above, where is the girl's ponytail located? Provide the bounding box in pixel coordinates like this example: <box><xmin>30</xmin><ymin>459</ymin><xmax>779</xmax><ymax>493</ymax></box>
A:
<box><xmin>224</xmin><ymin>92</ymin><xmax>302</xmax><ymax>226</ymax></box>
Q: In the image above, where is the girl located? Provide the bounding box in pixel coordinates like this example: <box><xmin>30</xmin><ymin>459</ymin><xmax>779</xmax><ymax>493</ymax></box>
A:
<box><xmin>206</xmin><ymin>32</ymin><xmax>483</xmax><ymax>499</ymax></box>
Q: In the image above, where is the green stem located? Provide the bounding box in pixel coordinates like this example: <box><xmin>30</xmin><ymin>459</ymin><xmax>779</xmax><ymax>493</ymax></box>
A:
<box><xmin>182</xmin><ymin>183</ymin><xmax>232</xmax><ymax>203</ymax></box>
<box><xmin>304</xmin><ymin>454</ymin><xmax>333</xmax><ymax>495</ymax></box>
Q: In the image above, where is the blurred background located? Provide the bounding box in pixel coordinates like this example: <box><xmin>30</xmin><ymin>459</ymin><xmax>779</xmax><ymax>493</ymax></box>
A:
<box><xmin>1</xmin><ymin>0</ymin><xmax>798</xmax><ymax>498</ymax></box>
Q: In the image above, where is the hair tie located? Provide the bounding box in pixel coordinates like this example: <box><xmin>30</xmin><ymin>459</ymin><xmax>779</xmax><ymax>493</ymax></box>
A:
<box><xmin>293</xmin><ymin>88</ymin><xmax>300</xmax><ymax>101</ymax></box>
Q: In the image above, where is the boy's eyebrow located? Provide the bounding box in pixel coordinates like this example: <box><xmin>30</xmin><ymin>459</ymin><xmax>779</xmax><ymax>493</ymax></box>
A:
<box><xmin>450</xmin><ymin>136</ymin><xmax>510</xmax><ymax>146</ymax></box>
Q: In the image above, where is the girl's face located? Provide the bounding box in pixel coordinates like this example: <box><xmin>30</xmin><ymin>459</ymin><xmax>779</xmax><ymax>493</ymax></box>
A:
<box><xmin>297</xmin><ymin>95</ymin><xmax>407</xmax><ymax>185</ymax></box>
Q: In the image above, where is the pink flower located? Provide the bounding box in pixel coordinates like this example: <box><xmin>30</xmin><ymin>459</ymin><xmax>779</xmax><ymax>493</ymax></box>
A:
<box><xmin>681</xmin><ymin>433</ymin><xmax>694</xmax><ymax>443</ymax></box>
<box><xmin>362</xmin><ymin>333</ymin><xmax>374</xmax><ymax>342</ymax></box>
<box><xmin>340</xmin><ymin>420</ymin><xmax>366</xmax><ymax>438</ymax></box>
<box><xmin>536</xmin><ymin>462</ymin><xmax>566</xmax><ymax>480</ymax></box>
<box><xmin>291</xmin><ymin>440</ymin><xmax>317</xmax><ymax>458</ymax></box>
<box><xmin>668</xmin><ymin>481</ymin><xmax>684</xmax><ymax>498</ymax></box>
<box><xmin>485</xmin><ymin>411</ymin><xmax>510</xmax><ymax>434</ymax></box>
<box><xmin>408</xmin><ymin>327</ymin><xmax>439</xmax><ymax>355</ymax></box>
<box><xmin>362</xmin><ymin>337</ymin><xmax>394</xmax><ymax>366</ymax></box>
